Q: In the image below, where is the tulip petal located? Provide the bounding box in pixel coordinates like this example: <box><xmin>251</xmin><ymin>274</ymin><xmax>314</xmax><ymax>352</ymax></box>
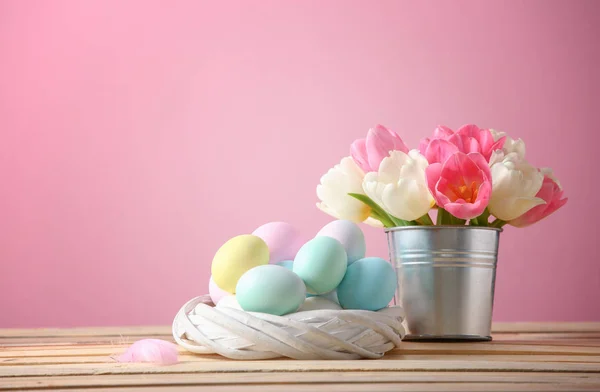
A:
<box><xmin>490</xmin><ymin>196</ymin><xmax>546</xmax><ymax>221</ymax></box>
<box><xmin>433</xmin><ymin>125</ymin><xmax>455</xmax><ymax>139</ymax></box>
<box><xmin>316</xmin><ymin>157</ymin><xmax>371</xmax><ymax>222</ymax></box>
<box><xmin>380</xmin><ymin>180</ymin><xmax>433</xmax><ymax>221</ymax></box>
<box><xmin>364</xmin><ymin>217</ymin><xmax>385</xmax><ymax>228</ymax></box>
<box><xmin>363</xmin><ymin>150</ymin><xmax>434</xmax><ymax>222</ymax></box>
<box><xmin>509</xmin><ymin>171</ymin><xmax>568</xmax><ymax>227</ymax></box>
<box><xmin>425</xmin><ymin>139</ymin><xmax>459</xmax><ymax>165</ymax></box>
<box><xmin>489</xmin><ymin>153</ymin><xmax>544</xmax><ymax>221</ymax></box>
<box><xmin>418</xmin><ymin>137</ymin><xmax>431</xmax><ymax>155</ymax></box>
<box><xmin>426</xmin><ymin>152</ymin><xmax>491</xmax><ymax>220</ymax></box>
<box><xmin>425</xmin><ymin>163</ymin><xmax>446</xmax><ymax>205</ymax></box>
<box><xmin>448</xmin><ymin>133</ymin><xmax>481</xmax><ymax>156</ymax></box>
<box><xmin>456</xmin><ymin>124</ymin><xmax>481</xmax><ymax>138</ymax></box>
<box><xmin>350</xmin><ymin>139</ymin><xmax>370</xmax><ymax>173</ymax></box>
<box><xmin>444</xmin><ymin>198</ymin><xmax>487</xmax><ymax>220</ymax></box>
<box><xmin>366</xmin><ymin>125</ymin><xmax>408</xmax><ymax>172</ymax></box>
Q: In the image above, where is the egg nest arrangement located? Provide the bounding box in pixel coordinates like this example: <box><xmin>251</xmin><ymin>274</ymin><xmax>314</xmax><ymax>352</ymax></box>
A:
<box><xmin>172</xmin><ymin>220</ymin><xmax>406</xmax><ymax>360</ymax></box>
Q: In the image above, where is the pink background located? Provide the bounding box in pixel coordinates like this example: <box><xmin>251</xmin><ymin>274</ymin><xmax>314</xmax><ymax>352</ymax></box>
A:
<box><xmin>1</xmin><ymin>0</ymin><xmax>599</xmax><ymax>328</ymax></box>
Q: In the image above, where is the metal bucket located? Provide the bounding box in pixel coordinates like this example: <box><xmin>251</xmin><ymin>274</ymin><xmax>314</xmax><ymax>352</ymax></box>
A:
<box><xmin>386</xmin><ymin>226</ymin><xmax>501</xmax><ymax>341</ymax></box>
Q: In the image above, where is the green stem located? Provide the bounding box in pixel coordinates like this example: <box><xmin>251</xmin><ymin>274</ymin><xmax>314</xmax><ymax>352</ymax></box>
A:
<box><xmin>476</xmin><ymin>208</ymin><xmax>491</xmax><ymax>227</ymax></box>
<box><xmin>437</xmin><ymin>208</ymin><xmax>466</xmax><ymax>225</ymax></box>
<box><xmin>491</xmin><ymin>218</ymin><xmax>507</xmax><ymax>228</ymax></box>
<box><xmin>437</xmin><ymin>208</ymin><xmax>452</xmax><ymax>225</ymax></box>
<box><xmin>416</xmin><ymin>213</ymin><xmax>434</xmax><ymax>226</ymax></box>
<box><xmin>470</xmin><ymin>217</ymin><xmax>480</xmax><ymax>226</ymax></box>
<box><xmin>450</xmin><ymin>215</ymin><xmax>467</xmax><ymax>225</ymax></box>
<box><xmin>436</xmin><ymin>208</ymin><xmax>444</xmax><ymax>225</ymax></box>
<box><xmin>389</xmin><ymin>215</ymin><xmax>409</xmax><ymax>227</ymax></box>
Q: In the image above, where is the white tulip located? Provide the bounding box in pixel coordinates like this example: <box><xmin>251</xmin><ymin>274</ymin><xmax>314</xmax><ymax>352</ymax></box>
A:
<box><xmin>489</xmin><ymin>129</ymin><xmax>526</xmax><ymax>166</ymax></box>
<box><xmin>362</xmin><ymin>150</ymin><xmax>434</xmax><ymax>222</ymax></box>
<box><xmin>316</xmin><ymin>157</ymin><xmax>371</xmax><ymax>223</ymax></box>
<box><xmin>488</xmin><ymin>153</ymin><xmax>546</xmax><ymax>221</ymax></box>
<box><xmin>540</xmin><ymin>167</ymin><xmax>562</xmax><ymax>189</ymax></box>
<box><xmin>364</xmin><ymin>217</ymin><xmax>384</xmax><ymax>228</ymax></box>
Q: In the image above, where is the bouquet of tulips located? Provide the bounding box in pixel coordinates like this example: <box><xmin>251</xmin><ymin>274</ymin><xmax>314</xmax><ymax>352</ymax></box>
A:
<box><xmin>316</xmin><ymin>124</ymin><xmax>567</xmax><ymax>228</ymax></box>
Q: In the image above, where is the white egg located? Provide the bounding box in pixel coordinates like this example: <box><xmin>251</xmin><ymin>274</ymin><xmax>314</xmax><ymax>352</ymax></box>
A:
<box><xmin>316</xmin><ymin>220</ymin><xmax>366</xmax><ymax>264</ymax></box>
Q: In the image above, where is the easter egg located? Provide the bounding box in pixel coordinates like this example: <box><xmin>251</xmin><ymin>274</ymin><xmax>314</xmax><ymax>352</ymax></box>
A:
<box><xmin>252</xmin><ymin>222</ymin><xmax>306</xmax><ymax>264</ymax></box>
<box><xmin>236</xmin><ymin>265</ymin><xmax>306</xmax><ymax>315</ymax></box>
<box><xmin>215</xmin><ymin>295</ymin><xmax>243</xmax><ymax>310</ymax></box>
<box><xmin>297</xmin><ymin>296</ymin><xmax>342</xmax><ymax>312</ymax></box>
<box><xmin>337</xmin><ymin>257</ymin><xmax>397</xmax><ymax>311</ymax></box>
<box><xmin>211</xmin><ymin>235</ymin><xmax>269</xmax><ymax>293</ymax></box>
<box><xmin>208</xmin><ymin>276</ymin><xmax>231</xmax><ymax>305</ymax></box>
<box><xmin>316</xmin><ymin>220</ymin><xmax>366</xmax><ymax>264</ymax></box>
<box><xmin>275</xmin><ymin>260</ymin><xmax>294</xmax><ymax>271</ymax></box>
<box><xmin>293</xmin><ymin>236</ymin><xmax>347</xmax><ymax>295</ymax></box>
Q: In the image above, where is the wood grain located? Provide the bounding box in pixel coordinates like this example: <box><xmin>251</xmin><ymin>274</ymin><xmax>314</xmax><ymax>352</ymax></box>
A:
<box><xmin>1</xmin><ymin>323</ymin><xmax>599</xmax><ymax>391</ymax></box>
<box><xmin>3</xmin><ymin>372</ymin><xmax>600</xmax><ymax>390</ymax></box>
<box><xmin>14</xmin><ymin>384</ymin><xmax>600</xmax><ymax>392</ymax></box>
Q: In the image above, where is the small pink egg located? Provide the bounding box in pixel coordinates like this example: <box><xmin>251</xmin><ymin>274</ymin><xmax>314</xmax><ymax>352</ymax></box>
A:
<box><xmin>252</xmin><ymin>222</ymin><xmax>306</xmax><ymax>264</ymax></box>
<box><xmin>209</xmin><ymin>275</ymin><xmax>231</xmax><ymax>305</ymax></box>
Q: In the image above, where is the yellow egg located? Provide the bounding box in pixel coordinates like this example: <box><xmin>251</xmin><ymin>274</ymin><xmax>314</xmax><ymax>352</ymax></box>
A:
<box><xmin>211</xmin><ymin>235</ymin><xmax>269</xmax><ymax>293</ymax></box>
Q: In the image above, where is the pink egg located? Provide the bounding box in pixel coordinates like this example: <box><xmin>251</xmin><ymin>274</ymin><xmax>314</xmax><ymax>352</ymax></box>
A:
<box><xmin>209</xmin><ymin>275</ymin><xmax>232</xmax><ymax>305</ymax></box>
<box><xmin>252</xmin><ymin>222</ymin><xmax>305</xmax><ymax>264</ymax></box>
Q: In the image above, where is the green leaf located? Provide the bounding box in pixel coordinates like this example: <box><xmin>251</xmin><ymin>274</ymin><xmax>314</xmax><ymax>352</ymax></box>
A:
<box><xmin>451</xmin><ymin>215</ymin><xmax>467</xmax><ymax>225</ymax></box>
<box><xmin>389</xmin><ymin>215</ymin><xmax>410</xmax><ymax>227</ymax></box>
<box><xmin>347</xmin><ymin>193</ymin><xmax>395</xmax><ymax>228</ymax></box>
<box><xmin>472</xmin><ymin>208</ymin><xmax>491</xmax><ymax>227</ymax></box>
<box><xmin>491</xmin><ymin>218</ymin><xmax>507</xmax><ymax>228</ymax></box>
<box><xmin>415</xmin><ymin>213</ymin><xmax>434</xmax><ymax>226</ymax></box>
<box><xmin>437</xmin><ymin>208</ymin><xmax>466</xmax><ymax>225</ymax></box>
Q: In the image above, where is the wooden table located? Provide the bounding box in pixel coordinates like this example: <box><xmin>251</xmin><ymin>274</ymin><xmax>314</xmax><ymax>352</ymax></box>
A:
<box><xmin>1</xmin><ymin>323</ymin><xmax>599</xmax><ymax>391</ymax></box>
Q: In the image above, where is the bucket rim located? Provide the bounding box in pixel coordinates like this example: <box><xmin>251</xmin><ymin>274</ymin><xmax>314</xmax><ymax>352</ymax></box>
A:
<box><xmin>384</xmin><ymin>225</ymin><xmax>503</xmax><ymax>233</ymax></box>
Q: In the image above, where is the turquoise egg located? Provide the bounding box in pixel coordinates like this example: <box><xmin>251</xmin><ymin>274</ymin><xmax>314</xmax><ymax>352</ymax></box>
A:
<box><xmin>316</xmin><ymin>220</ymin><xmax>366</xmax><ymax>264</ymax></box>
<box><xmin>236</xmin><ymin>265</ymin><xmax>306</xmax><ymax>315</ymax></box>
<box><xmin>337</xmin><ymin>257</ymin><xmax>397</xmax><ymax>311</ymax></box>
<box><xmin>275</xmin><ymin>260</ymin><xmax>294</xmax><ymax>271</ymax></box>
<box><xmin>293</xmin><ymin>236</ymin><xmax>347</xmax><ymax>295</ymax></box>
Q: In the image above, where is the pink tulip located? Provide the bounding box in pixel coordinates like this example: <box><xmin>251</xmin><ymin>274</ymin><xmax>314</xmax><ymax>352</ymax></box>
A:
<box><xmin>419</xmin><ymin>124</ymin><xmax>505</xmax><ymax>163</ymax></box>
<box><xmin>426</xmin><ymin>151</ymin><xmax>492</xmax><ymax>220</ymax></box>
<box><xmin>421</xmin><ymin>139</ymin><xmax>459</xmax><ymax>165</ymax></box>
<box><xmin>418</xmin><ymin>125</ymin><xmax>454</xmax><ymax>154</ymax></box>
<box><xmin>510</xmin><ymin>170</ymin><xmax>568</xmax><ymax>227</ymax></box>
<box><xmin>350</xmin><ymin>124</ymin><xmax>409</xmax><ymax>173</ymax></box>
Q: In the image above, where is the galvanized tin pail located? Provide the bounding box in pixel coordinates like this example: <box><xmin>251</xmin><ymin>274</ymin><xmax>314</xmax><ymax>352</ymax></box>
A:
<box><xmin>386</xmin><ymin>226</ymin><xmax>501</xmax><ymax>341</ymax></box>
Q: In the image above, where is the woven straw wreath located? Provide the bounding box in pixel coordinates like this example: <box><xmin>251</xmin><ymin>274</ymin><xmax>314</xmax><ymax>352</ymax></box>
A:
<box><xmin>172</xmin><ymin>295</ymin><xmax>405</xmax><ymax>360</ymax></box>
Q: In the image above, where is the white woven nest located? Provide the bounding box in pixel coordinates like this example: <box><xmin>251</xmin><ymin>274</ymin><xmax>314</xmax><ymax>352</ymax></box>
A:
<box><xmin>172</xmin><ymin>295</ymin><xmax>405</xmax><ymax>360</ymax></box>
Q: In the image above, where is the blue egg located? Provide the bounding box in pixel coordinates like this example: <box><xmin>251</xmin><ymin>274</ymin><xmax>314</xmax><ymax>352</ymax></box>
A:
<box><xmin>293</xmin><ymin>236</ymin><xmax>347</xmax><ymax>295</ymax></box>
<box><xmin>275</xmin><ymin>260</ymin><xmax>294</xmax><ymax>271</ymax></box>
<box><xmin>236</xmin><ymin>265</ymin><xmax>306</xmax><ymax>315</ymax></box>
<box><xmin>337</xmin><ymin>257</ymin><xmax>397</xmax><ymax>311</ymax></box>
<box><xmin>316</xmin><ymin>220</ymin><xmax>366</xmax><ymax>264</ymax></box>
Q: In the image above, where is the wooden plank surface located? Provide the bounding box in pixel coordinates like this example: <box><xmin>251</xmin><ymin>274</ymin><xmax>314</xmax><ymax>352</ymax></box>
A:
<box><xmin>1</xmin><ymin>323</ymin><xmax>599</xmax><ymax>391</ymax></box>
